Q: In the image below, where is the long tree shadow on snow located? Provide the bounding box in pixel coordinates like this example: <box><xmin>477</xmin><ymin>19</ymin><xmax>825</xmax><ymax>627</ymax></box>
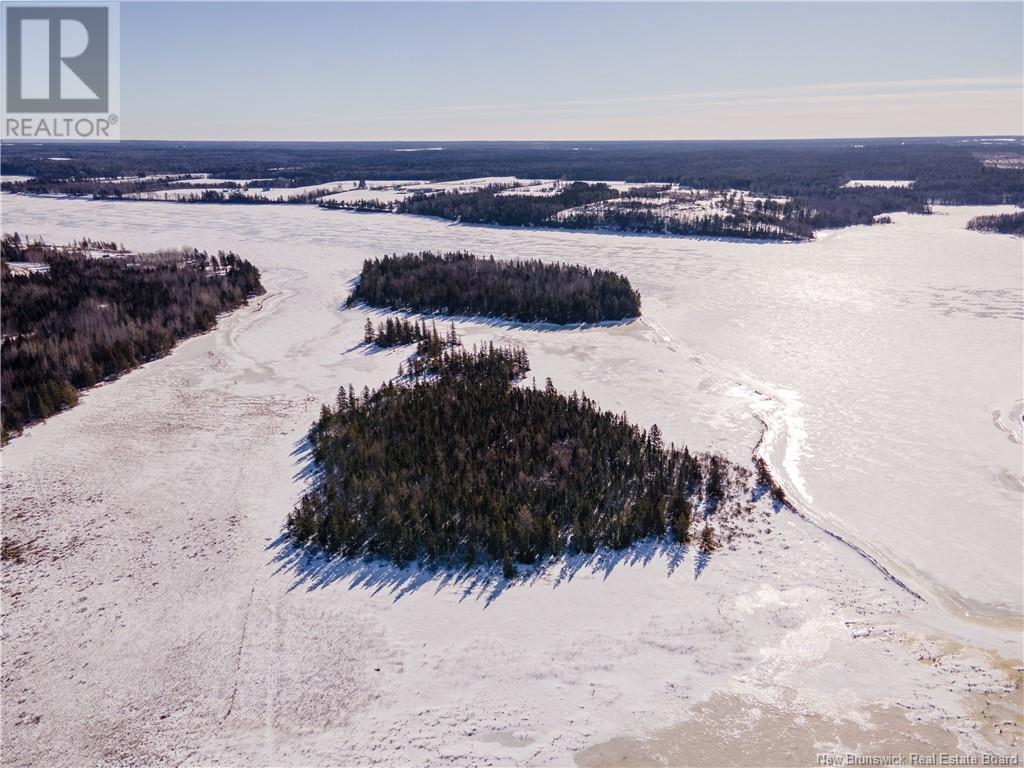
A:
<box><xmin>267</xmin><ymin>532</ymin><xmax>701</xmax><ymax>608</ymax></box>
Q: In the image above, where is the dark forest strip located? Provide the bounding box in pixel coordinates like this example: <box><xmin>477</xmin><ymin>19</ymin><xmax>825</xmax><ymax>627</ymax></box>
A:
<box><xmin>966</xmin><ymin>210</ymin><xmax>1024</xmax><ymax>235</ymax></box>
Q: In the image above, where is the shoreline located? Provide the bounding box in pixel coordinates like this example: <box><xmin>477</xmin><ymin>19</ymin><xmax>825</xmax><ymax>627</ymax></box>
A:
<box><xmin>748</xmin><ymin>374</ymin><xmax>1024</xmax><ymax>633</ymax></box>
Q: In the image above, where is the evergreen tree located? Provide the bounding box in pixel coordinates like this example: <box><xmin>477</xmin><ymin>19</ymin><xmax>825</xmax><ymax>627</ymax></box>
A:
<box><xmin>700</xmin><ymin>525</ymin><xmax>717</xmax><ymax>553</ymax></box>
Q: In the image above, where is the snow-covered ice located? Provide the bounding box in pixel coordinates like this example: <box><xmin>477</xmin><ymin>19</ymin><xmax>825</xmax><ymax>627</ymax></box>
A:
<box><xmin>1</xmin><ymin>194</ymin><xmax>1021</xmax><ymax>765</ymax></box>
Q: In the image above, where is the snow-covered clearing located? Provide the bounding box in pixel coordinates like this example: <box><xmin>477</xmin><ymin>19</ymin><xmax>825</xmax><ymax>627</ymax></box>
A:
<box><xmin>842</xmin><ymin>179</ymin><xmax>915</xmax><ymax>188</ymax></box>
<box><xmin>139</xmin><ymin>179</ymin><xmax>431</xmax><ymax>204</ymax></box>
<box><xmin>404</xmin><ymin>176</ymin><xmax>519</xmax><ymax>192</ymax></box>
<box><xmin>1</xmin><ymin>195</ymin><xmax>1021</xmax><ymax>765</ymax></box>
<box><xmin>134</xmin><ymin>181</ymin><xmax>361</xmax><ymax>202</ymax></box>
<box><xmin>167</xmin><ymin>177</ymin><xmax>274</xmax><ymax>186</ymax></box>
<box><xmin>980</xmin><ymin>155</ymin><xmax>1024</xmax><ymax>170</ymax></box>
<box><xmin>3</xmin><ymin>261</ymin><xmax>50</xmax><ymax>276</ymax></box>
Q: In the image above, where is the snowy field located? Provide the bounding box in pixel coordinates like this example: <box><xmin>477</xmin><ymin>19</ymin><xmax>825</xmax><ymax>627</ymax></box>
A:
<box><xmin>1</xmin><ymin>194</ymin><xmax>1021</xmax><ymax>766</ymax></box>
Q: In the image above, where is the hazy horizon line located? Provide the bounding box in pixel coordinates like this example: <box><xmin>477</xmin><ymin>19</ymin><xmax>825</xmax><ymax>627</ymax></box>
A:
<box><xmin>4</xmin><ymin>134</ymin><xmax>1022</xmax><ymax>146</ymax></box>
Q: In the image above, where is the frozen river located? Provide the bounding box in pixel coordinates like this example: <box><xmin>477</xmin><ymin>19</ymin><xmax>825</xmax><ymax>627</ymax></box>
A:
<box><xmin>4</xmin><ymin>194</ymin><xmax>1020</xmax><ymax>617</ymax></box>
<box><xmin>1</xmin><ymin>193</ymin><xmax>1021</xmax><ymax>765</ymax></box>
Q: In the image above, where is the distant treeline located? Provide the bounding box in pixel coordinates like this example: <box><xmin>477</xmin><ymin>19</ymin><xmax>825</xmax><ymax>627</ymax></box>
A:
<box><xmin>0</xmin><ymin>175</ymin><xmax>213</xmax><ymax>198</ymax></box>
<box><xmin>5</xmin><ymin>140</ymin><xmax>1021</xmax><ymax>235</ymax></box>
<box><xmin>3</xmin><ymin>139</ymin><xmax>1020</xmax><ymax>202</ymax></box>
<box><xmin>347</xmin><ymin>251</ymin><xmax>641</xmax><ymax>325</ymax></box>
<box><xmin>175</xmin><ymin>188</ymin><xmax>339</xmax><ymax>205</ymax></box>
<box><xmin>290</xmin><ymin>342</ymin><xmax>729</xmax><ymax>574</ymax></box>
<box><xmin>966</xmin><ymin>210</ymin><xmax>1024</xmax><ymax>235</ymax></box>
<box><xmin>318</xmin><ymin>197</ymin><xmax>392</xmax><ymax>212</ymax></box>
<box><xmin>1</xmin><ymin>235</ymin><xmax>264</xmax><ymax>439</ymax></box>
<box><xmin>0</xmin><ymin>180</ymin><xmax>338</xmax><ymax>206</ymax></box>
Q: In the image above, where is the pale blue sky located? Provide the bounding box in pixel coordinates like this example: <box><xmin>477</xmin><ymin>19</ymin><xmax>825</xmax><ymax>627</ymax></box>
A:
<box><xmin>121</xmin><ymin>2</ymin><xmax>1024</xmax><ymax>140</ymax></box>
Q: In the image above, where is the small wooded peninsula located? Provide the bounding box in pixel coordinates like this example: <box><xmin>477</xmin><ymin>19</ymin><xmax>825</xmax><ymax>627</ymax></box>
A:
<box><xmin>290</xmin><ymin>329</ymin><xmax>736</xmax><ymax>576</ymax></box>
<box><xmin>966</xmin><ymin>210</ymin><xmax>1024</xmax><ymax>236</ymax></box>
<box><xmin>1</xmin><ymin>234</ymin><xmax>264</xmax><ymax>439</ymax></box>
<box><xmin>347</xmin><ymin>251</ymin><xmax>641</xmax><ymax>324</ymax></box>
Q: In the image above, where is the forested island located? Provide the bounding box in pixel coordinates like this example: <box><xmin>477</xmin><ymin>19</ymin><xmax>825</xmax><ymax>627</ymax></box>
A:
<box><xmin>348</xmin><ymin>252</ymin><xmax>641</xmax><ymax>324</ymax></box>
<box><xmin>290</xmin><ymin>338</ymin><xmax>729</xmax><ymax>576</ymax></box>
<box><xmin>1</xmin><ymin>235</ymin><xmax>264</xmax><ymax>439</ymax></box>
<box><xmin>966</xmin><ymin>210</ymin><xmax>1024</xmax><ymax>235</ymax></box>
